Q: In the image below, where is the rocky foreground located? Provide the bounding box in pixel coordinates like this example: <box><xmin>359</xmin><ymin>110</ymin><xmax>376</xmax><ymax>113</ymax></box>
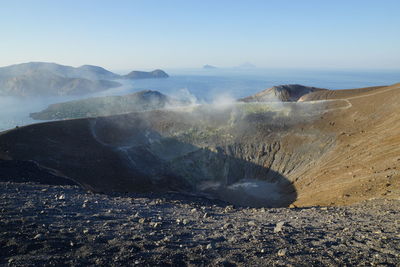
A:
<box><xmin>1</xmin><ymin>182</ymin><xmax>399</xmax><ymax>266</ymax></box>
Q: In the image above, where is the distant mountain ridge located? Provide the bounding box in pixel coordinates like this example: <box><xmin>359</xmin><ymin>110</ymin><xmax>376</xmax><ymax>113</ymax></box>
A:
<box><xmin>0</xmin><ymin>62</ymin><xmax>119</xmax><ymax>80</ymax></box>
<box><xmin>0</xmin><ymin>62</ymin><xmax>169</xmax><ymax>97</ymax></box>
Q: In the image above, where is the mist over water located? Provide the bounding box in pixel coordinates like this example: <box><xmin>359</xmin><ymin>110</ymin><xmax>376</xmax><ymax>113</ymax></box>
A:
<box><xmin>0</xmin><ymin>68</ymin><xmax>399</xmax><ymax>131</ymax></box>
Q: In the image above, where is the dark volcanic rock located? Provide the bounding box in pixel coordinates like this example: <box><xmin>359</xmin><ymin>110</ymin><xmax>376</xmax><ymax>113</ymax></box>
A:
<box><xmin>0</xmin><ymin>160</ymin><xmax>77</xmax><ymax>186</ymax></box>
<box><xmin>1</xmin><ymin>182</ymin><xmax>399</xmax><ymax>266</ymax></box>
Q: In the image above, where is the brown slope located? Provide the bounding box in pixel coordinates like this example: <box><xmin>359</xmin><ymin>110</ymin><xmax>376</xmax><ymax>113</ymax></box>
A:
<box><xmin>293</xmin><ymin>82</ymin><xmax>400</xmax><ymax>206</ymax></box>
<box><xmin>298</xmin><ymin>84</ymin><xmax>391</xmax><ymax>101</ymax></box>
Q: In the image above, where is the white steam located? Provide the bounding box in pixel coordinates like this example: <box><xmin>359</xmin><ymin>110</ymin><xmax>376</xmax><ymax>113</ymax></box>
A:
<box><xmin>211</xmin><ymin>92</ymin><xmax>237</xmax><ymax>110</ymax></box>
<box><xmin>175</xmin><ymin>88</ymin><xmax>198</xmax><ymax>105</ymax></box>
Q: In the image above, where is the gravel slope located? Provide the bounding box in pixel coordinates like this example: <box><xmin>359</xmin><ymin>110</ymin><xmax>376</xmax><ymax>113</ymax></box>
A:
<box><xmin>1</xmin><ymin>182</ymin><xmax>399</xmax><ymax>266</ymax></box>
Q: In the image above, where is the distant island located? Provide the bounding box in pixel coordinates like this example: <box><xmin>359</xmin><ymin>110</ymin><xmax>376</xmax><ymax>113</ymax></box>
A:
<box><xmin>122</xmin><ymin>69</ymin><xmax>168</xmax><ymax>79</ymax></box>
<box><xmin>203</xmin><ymin>64</ymin><xmax>217</xmax><ymax>69</ymax></box>
<box><xmin>0</xmin><ymin>62</ymin><xmax>169</xmax><ymax>97</ymax></box>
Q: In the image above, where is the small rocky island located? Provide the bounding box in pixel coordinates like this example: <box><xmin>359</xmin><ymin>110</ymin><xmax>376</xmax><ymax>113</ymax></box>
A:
<box><xmin>122</xmin><ymin>69</ymin><xmax>169</xmax><ymax>79</ymax></box>
<box><xmin>203</xmin><ymin>65</ymin><xmax>217</xmax><ymax>69</ymax></box>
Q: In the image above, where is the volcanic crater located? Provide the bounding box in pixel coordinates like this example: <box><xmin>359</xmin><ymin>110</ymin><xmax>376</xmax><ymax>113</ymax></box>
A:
<box><xmin>1</xmin><ymin>83</ymin><xmax>400</xmax><ymax>208</ymax></box>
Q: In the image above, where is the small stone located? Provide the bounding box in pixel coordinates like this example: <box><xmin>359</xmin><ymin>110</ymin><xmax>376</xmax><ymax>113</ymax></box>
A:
<box><xmin>138</xmin><ymin>218</ymin><xmax>146</xmax><ymax>224</ymax></box>
<box><xmin>83</xmin><ymin>229</ymin><xmax>89</xmax><ymax>234</ymax></box>
<box><xmin>191</xmin><ymin>208</ymin><xmax>197</xmax><ymax>213</ymax></box>
<box><xmin>277</xmin><ymin>248</ymin><xmax>287</xmax><ymax>256</ymax></box>
<box><xmin>182</xmin><ymin>219</ymin><xmax>189</xmax><ymax>225</ymax></box>
<box><xmin>228</xmin><ymin>237</ymin><xmax>237</xmax><ymax>243</ymax></box>
<box><xmin>274</xmin><ymin>222</ymin><xmax>285</xmax><ymax>233</ymax></box>
<box><xmin>58</xmin><ymin>194</ymin><xmax>65</xmax><ymax>200</ymax></box>
<box><xmin>34</xmin><ymin>234</ymin><xmax>42</xmax><ymax>240</ymax></box>
<box><xmin>248</xmin><ymin>220</ymin><xmax>256</xmax><ymax>226</ymax></box>
<box><xmin>152</xmin><ymin>222</ymin><xmax>161</xmax><ymax>228</ymax></box>
<box><xmin>203</xmin><ymin>213</ymin><xmax>209</xmax><ymax>218</ymax></box>
<box><xmin>224</xmin><ymin>205</ymin><xmax>234</xmax><ymax>212</ymax></box>
<box><xmin>223</xmin><ymin>223</ymin><xmax>233</xmax><ymax>229</ymax></box>
<box><xmin>206</xmin><ymin>243</ymin><xmax>214</xmax><ymax>250</ymax></box>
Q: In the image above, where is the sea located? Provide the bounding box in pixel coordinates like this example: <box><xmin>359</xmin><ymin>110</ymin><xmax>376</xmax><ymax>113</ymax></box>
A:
<box><xmin>0</xmin><ymin>68</ymin><xmax>399</xmax><ymax>132</ymax></box>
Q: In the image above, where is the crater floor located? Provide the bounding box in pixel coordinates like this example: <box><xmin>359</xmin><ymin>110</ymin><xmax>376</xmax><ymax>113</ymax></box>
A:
<box><xmin>1</xmin><ymin>182</ymin><xmax>399</xmax><ymax>266</ymax></box>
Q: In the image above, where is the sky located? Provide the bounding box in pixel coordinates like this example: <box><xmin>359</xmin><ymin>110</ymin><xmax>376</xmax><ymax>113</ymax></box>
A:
<box><xmin>1</xmin><ymin>0</ymin><xmax>399</xmax><ymax>70</ymax></box>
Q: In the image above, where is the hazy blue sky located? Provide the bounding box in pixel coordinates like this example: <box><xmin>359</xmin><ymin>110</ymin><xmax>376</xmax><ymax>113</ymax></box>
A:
<box><xmin>1</xmin><ymin>0</ymin><xmax>399</xmax><ymax>70</ymax></box>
